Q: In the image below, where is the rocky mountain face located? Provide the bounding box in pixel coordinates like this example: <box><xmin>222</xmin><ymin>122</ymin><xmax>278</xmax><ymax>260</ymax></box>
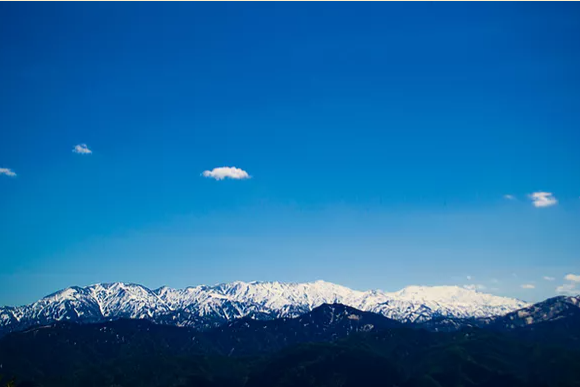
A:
<box><xmin>419</xmin><ymin>295</ymin><xmax>580</xmax><ymax>333</ymax></box>
<box><xmin>487</xmin><ymin>295</ymin><xmax>580</xmax><ymax>329</ymax></box>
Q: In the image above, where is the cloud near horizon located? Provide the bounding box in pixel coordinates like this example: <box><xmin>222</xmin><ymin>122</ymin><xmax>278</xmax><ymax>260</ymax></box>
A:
<box><xmin>556</xmin><ymin>283</ymin><xmax>577</xmax><ymax>295</ymax></box>
<box><xmin>202</xmin><ymin>166</ymin><xmax>250</xmax><ymax>180</ymax></box>
<box><xmin>463</xmin><ymin>284</ymin><xmax>486</xmax><ymax>291</ymax></box>
<box><xmin>543</xmin><ymin>276</ymin><xmax>555</xmax><ymax>281</ymax></box>
<box><xmin>0</xmin><ymin>168</ymin><xmax>17</xmax><ymax>177</ymax></box>
<box><xmin>529</xmin><ymin>192</ymin><xmax>557</xmax><ymax>208</ymax></box>
<box><xmin>556</xmin><ymin>274</ymin><xmax>580</xmax><ymax>295</ymax></box>
<box><xmin>73</xmin><ymin>144</ymin><xmax>92</xmax><ymax>154</ymax></box>
<box><xmin>521</xmin><ymin>284</ymin><xmax>535</xmax><ymax>289</ymax></box>
<box><xmin>564</xmin><ymin>274</ymin><xmax>580</xmax><ymax>282</ymax></box>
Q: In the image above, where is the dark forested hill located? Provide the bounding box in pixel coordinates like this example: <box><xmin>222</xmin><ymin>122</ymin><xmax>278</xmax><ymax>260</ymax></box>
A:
<box><xmin>1</xmin><ymin>303</ymin><xmax>580</xmax><ymax>387</ymax></box>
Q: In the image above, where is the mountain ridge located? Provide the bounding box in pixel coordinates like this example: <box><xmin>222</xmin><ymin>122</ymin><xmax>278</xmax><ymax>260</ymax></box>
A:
<box><xmin>417</xmin><ymin>294</ymin><xmax>580</xmax><ymax>333</ymax></box>
<box><xmin>0</xmin><ymin>280</ymin><xmax>529</xmax><ymax>337</ymax></box>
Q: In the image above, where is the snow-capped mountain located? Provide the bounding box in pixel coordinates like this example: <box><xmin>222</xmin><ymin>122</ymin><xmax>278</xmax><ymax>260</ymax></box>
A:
<box><xmin>0</xmin><ymin>280</ymin><xmax>528</xmax><ymax>336</ymax></box>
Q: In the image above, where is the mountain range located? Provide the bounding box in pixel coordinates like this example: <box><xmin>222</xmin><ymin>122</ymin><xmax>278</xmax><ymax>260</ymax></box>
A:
<box><xmin>1</xmin><ymin>285</ymin><xmax>579</xmax><ymax>387</ymax></box>
<box><xmin>2</xmin><ymin>300</ymin><xmax>580</xmax><ymax>387</ymax></box>
<box><xmin>0</xmin><ymin>280</ymin><xmax>530</xmax><ymax>337</ymax></box>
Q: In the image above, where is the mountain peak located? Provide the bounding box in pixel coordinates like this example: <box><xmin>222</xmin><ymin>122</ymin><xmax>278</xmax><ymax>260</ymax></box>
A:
<box><xmin>392</xmin><ymin>285</ymin><xmax>525</xmax><ymax>306</ymax></box>
<box><xmin>0</xmin><ymin>280</ymin><xmax>530</xmax><ymax>337</ymax></box>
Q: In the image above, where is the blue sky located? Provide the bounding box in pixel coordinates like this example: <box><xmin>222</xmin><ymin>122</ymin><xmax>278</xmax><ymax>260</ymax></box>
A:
<box><xmin>1</xmin><ymin>2</ymin><xmax>579</xmax><ymax>306</ymax></box>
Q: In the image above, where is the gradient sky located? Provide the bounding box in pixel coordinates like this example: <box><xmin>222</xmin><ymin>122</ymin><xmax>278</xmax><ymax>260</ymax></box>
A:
<box><xmin>1</xmin><ymin>2</ymin><xmax>579</xmax><ymax>306</ymax></box>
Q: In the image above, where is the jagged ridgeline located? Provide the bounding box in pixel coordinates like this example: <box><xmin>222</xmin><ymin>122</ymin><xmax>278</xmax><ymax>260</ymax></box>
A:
<box><xmin>0</xmin><ymin>280</ymin><xmax>528</xmax><ymax>336</ymax></box>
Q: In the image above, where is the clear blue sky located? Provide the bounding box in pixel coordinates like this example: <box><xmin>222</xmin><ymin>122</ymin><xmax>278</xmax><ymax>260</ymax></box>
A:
<box><xmin>1</xmin><ymin>2</ymin><xmax>579</xmax><ymax>306</ymax></box>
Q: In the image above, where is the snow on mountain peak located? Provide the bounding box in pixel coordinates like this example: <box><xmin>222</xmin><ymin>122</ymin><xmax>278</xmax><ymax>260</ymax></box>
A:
<box><xmin>392</xmin><ymin>285</ymin><xmax>517</xmax><ymax>304</ymax></box>
<box><xmin>0</xmin><ymin>280</ymin><xmax>530</xmax><ymax>335</ymax></box>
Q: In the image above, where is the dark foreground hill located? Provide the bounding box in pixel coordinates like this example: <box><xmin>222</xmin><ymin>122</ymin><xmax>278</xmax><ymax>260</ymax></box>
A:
<box><xmin>1</xmin><ymin>304</ymin><xmax>579</xmax><ymax>387</ymax></box>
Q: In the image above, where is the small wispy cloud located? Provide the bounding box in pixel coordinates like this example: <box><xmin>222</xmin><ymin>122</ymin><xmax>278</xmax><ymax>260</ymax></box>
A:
<box><xmin>73</xmin><ymin>144</ymin><xmax>92</xmax><ymax>154</ymax></box>
<box><xmin>463</xmin><ymin>284</ymin><xmax>486</xmax><ymax>291</ymax></box>
<box><xmin>543</xmin><ymin>276</ymin><xmax>555</xmax><ymax>281</ymax></box>
<box><xmin>202</xmin><ymin>166</ymin><xmax>251</xmax><ymax>180</ymax></box>
<box><xmin>0</xmin><ymin>168</ymin><xmax>16</xmax><ymax>177</ymax></box>
<box><xmin>490</xmin><ymin>278</ymin><xmax>499</xmax><ymax>284</ymax></box>
<box><xmin>556</xmin><ymin>283</ymin><xmax>577</xmax><ymax>295</ymax></box>
<box><xmin>555</xmin><ymin>274</ymin><xmax>580</xmax><ymax>295</ymax></box>
<box><xmin>564</xmin><ymin>274</ymin><xmax>580</xmax><ymax>282</ymax></box>
<box><xmin>521</xmin><ymin>284</ymin><xmax>535</xmax><ymax>289</ymax></box>
<box><xmin>528</xmin><ymin>192</ymin><xmax>557</xmax><ymax>208</ymax></box>
<box><xmin>504</xmin><ymin>194</ymin><xmax>515</xmax><ymax>200</ymax></box>
<box><xmin>466</xmin><ymin>275</ymin><xmax>473</xmax><ymax>280</ymax></box>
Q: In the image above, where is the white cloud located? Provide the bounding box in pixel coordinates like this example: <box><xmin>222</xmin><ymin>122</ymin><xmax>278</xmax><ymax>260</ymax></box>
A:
<box><xmin>543</xmin><ymin>276</ymin><xmax>555</xmax><ymax>281</ymax></box>
<box><xmin>521</xmin><ymin>284</ymin><xmax>535</xmax><ymax>289</ymax></box>
<box><xmin>466</xmin><ymin>275</ymin><xmax>472</xmax><ymax>280</ymax></box>
<box><xmin>504</xmin><ymin>194</ymin><xmax>515</xmax><ymax>200</ymax></box>
<box><xmin>528</xmin><ymin>192</ymin><xmax>557</xmax><ymax>208</ymax></box>
<box><xmin>73</xmin><ymin>144</ymin><xmax>92</xmax><ymax>154</ymax></box>
<box><xmin>556</xmin><ymin>283</ymin><xmax>577</xmax><ymax>295</ymax></box>
<box><xmin>202</xmin><ymin>166</ymin><xmax>250</xmax><ymax>180</ymax></box>
<box><xmin>0</xmin><ymin>168</ymin><xmax>16</xmax><ymax>177</ymax></box>
<box><xmin>564</xmin><ymin>274</ymin><xmax>580</xmax><ymax>282</ymax></box>
<box><xmin>463</xmin><ymin>284</ymin><xmax>486</xmax><ymax>291</ymax></box>
<box><xmin>555</xmin><ymin>274</ymin><xmax>580</xmax><ymax>295</ymax></box>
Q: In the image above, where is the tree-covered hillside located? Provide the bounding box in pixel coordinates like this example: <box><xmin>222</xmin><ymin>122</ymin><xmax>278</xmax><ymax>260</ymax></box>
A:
<box><xmin>1</xmin><ymin>305</ymin><xmax>580</xmax><ymax>387</ymax></box>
